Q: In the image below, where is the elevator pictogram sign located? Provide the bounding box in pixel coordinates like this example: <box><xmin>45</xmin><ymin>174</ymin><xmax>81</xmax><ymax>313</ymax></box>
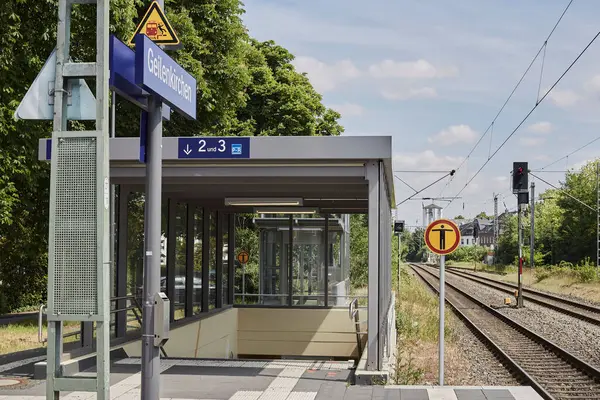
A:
<box><xmin>424</xmin><ymin>219</ymin><xmax>461</xmax><ymax>255</ymax></box>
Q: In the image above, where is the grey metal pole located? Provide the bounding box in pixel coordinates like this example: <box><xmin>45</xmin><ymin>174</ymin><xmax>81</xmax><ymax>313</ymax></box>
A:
<box><xmin>398</xmin><ymin>233</ymin><xmax>401</xmax><ymax>293</ymax></box>
<box><xmin>596</xmin><ymin>161</ymin><xmax>600</xmax><ymax>273</ymax></box>
<box><xmin>141</xmin><ymin>1</ymin><xmax>165</xmax><ymax>398</ymax></box>
<box><xmin>517</xmin><ymin>204</ymin><xmax>523</xmax><ymax>308</ymax></box>
<box><xmin>141</xmin><ymin>96</ymin><xmax>163</xmax><ymax>400</ymax></box>
<box><xmin>530</xmin><ymin>182</ymin><xmax>535</xmax><ymax>280</ymax></box>
<box><xmin>439</xmin><ymin>254</ymin><xmax>445</xmax><ymax>386</ymax></box>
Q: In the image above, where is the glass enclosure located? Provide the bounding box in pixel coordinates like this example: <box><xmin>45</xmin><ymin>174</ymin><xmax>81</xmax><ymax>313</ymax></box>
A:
<box><xmin>235</xmin><ymin>214</ymin><xmax>350</xmax><ymax>307</ymax></box>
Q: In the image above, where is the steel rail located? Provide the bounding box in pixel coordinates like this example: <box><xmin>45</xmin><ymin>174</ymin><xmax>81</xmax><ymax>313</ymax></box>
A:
<box><xmin>410</xmin><ymin>263</ymin><xmax>600</xmax><ymax>400</ymax></box>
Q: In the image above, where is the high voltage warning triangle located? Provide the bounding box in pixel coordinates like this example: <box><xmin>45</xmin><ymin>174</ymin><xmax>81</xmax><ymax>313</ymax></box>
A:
<box><xmin>128</xmin><ymin>1</ymin><xmax>180</xmax><ymax>46</ymax></box>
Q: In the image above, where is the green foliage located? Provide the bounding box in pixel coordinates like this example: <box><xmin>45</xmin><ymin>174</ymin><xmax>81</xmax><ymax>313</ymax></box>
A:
<box><xmin>0</xmin><ymin>0</ymin><xmax>343</xmax><ymax>313</ymax></box>
<box><xmin>349</xmin><ymin>214</ymin><xmax>368</xmax><ymax>289</ymax></box>
<box><xmin>405</xmin><ymin>228</ymin><xmax>426</xmax><ymax>262</ymax></box>
<box><xmin>475</xmin><ymin>211</ymin><xmax>490</xmax><ymax>219</ymax></box>
<box><xmin>446</xmin><ymin>245</ymin><xmax>487</xmax><ymax>263</ymax></box>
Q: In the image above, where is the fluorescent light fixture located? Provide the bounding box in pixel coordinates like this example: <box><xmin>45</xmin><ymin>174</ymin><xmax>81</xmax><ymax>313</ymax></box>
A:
<box><xmin>225</xmin><ymin>197</ymin><xmax>303</xmax><ymax>207</ymax></box>
<box><xmin>255</xmin><ymin>207</ymin><xmax>318</xmax><ymax>214</ymax></box>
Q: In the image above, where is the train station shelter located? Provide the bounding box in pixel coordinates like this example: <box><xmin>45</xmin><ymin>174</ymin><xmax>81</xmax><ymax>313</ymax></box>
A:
<box><xmin>37</xmin><ymin>135</ymin><xmax>396</xmax><ymax>375</ymax></box>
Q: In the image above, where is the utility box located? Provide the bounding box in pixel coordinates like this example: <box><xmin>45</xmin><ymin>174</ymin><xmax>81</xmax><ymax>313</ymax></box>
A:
<box><xmin>154</xmin><ymin>292</ymin><xmax>170</xmax><ymax>347</ymax></box>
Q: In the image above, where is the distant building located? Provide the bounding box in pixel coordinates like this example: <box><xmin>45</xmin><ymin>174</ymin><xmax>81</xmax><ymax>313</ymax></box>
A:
<box><xmin>458</xmin><ymin>218</ymin><xmax>494</xmax><ymax>247</ymax></box>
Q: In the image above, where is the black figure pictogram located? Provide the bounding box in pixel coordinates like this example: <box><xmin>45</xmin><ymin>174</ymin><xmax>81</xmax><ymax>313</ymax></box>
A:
<box><xmin>158</xmin><ymin>23</ymin><xmax>167</xmax><ymax>36</ymax></box>
<box><xmin>432</xmin><ymin>224</ymin><xmax>453</xmax><ymax>250</ymax></box>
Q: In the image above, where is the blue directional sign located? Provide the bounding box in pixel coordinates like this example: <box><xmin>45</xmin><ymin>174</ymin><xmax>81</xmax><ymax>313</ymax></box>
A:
<box><xmin>135</xmin><ymin>34</ymin><xmax>197</xmax><ymax>120</ymax></box>
<box><xmin>178</xmin><ymin>137</ymin><xmax>250</xmax><ymax>159</ymax></box>
<box><xmin>109</xmin><ymin>35</ymin><xmax>171</xmax><ymax>120</ymax></box>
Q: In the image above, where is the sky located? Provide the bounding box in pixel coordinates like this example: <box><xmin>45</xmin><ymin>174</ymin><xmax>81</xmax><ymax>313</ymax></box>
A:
<box><xmin>241</xmin><ymin>0</ymin><xmax>600</xmax><ymax>227</ymax></box>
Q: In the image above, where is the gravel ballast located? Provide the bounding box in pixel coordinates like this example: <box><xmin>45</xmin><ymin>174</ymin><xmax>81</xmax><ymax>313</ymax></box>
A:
<box><xmin>437</xmin><ymin>266</ymin><xmax>600</xmax><ymax>370</ymax></box>
<box><xmin>408</xmin><ymin>268</ymin><xmax>519</xmax><ymax>386</ymax></box>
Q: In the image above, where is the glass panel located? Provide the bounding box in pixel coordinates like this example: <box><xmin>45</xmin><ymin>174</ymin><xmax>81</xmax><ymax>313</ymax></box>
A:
<box><xmin>291</xmin><ymin>227</ymin><xmax>325</xmax><ymax>306</ymax></box>
<box><xmin>327</xmin><ymin>215</ymin><xmax>349</xmax><ymax>306</ymax></box>
<box><xmin>174</xmin><ymin>202</ymin><xmax>187</xmax><ymax>320</ymax></box>
<box><xmin>221</xmin><ymin>214</ymin><xmax>229</xmax><ymax>305</ymax></box>
<box><xmin>234</xmin><ymin>214</ymin><xmax>261</xmax><ymax>305</ymax></box>
<box><xmin>209</xmin><ymin>211</ymin><xmax>217</xmax><ymax>309</ymax></box>
<box><xmin>126</xmin><ymin>192</ymin><xmax>144</xmax><ymax>332</ymax></box>
<box><xmin>193</xmin><ymin>207</ymin><xmax>203</xmax><ymax>315</ymax></box>
<box><xmin>260</xmin><ymin>226</ymin><xmax>288</xmax><ymax>305</ymax></box>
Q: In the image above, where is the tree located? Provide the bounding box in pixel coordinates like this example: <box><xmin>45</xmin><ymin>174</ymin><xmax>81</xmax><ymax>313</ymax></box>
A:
<box><xmin>475</xmin><ymin>211</ymin><xmax>490</xmax><ymax>219</ymax></box>
<box><xmin>0</xmin><ymin>0</ymin><xmax>343</xmax><ymax>313</ymax></box>
<box><xmin>454</xmin><ymin>215</ymin><xmax>465</xmax><ymax>220</ymax></box>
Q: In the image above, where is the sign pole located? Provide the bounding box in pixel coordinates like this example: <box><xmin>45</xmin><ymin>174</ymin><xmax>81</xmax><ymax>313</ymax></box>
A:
<box><xmin>439</xmin><ymin>254</ymin><xmax>445</xmax><ymax>386</ymax></box>
<box><xmin>142</xmin><ymin>2</ymin><xmax>165</xmax><ymax>400</ymax></box>
<box><xmin>517</xmin><ymin>204</ymin><xmax>524</xmax><ymax>308</ymax></box>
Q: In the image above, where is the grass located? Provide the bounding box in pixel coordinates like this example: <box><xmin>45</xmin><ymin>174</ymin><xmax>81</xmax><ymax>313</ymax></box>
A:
<box><xmin>466</xmin><ymin>263</ymin><xmax>600</xmax><ymax>303</ymax></box>
<box><xmin>393</xmin><ymin>264</ymin><xmax>468</xmax><ymax>385</ymax></box>
<box><xmin>0</xmin><ymin>320</ymin><xmax>80</xmax><ymax>355</ymax></box>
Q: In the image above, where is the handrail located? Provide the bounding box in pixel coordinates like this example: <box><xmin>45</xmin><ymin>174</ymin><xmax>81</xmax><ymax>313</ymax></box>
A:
<box><xmin>38</xmin><ymin>304</ymin><xmax>47</xmax><ymax>343</ymax></box>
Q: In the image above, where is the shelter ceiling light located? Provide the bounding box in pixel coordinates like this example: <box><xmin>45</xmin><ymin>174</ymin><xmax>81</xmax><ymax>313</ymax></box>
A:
<box><xmin>224</xmin><ymin>197</ymin><xmax>303</xmax><ymax>207</ymax></box>
<box><xmin>254</xmin><ymin>207</ymin><xmax>318</xmax><ymax>214</ymax></box>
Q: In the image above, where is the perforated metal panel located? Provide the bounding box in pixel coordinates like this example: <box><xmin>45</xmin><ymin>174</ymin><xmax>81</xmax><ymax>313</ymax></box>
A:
<box><xmin>52</xmin><ymin>137</ymin><xmax>98</xmax><ymax>315</ymax></box>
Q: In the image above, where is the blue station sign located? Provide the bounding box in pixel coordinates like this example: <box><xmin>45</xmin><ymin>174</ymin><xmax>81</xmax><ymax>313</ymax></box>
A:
<box><xmin>135</xmin><ymin>34</ymin><xmax>197</xmax><ymax>120</ymax></box>
<box><xmin>178</xmin><ymin>137</ymin><xmax>250</xmax><ymax>159</ymax></box>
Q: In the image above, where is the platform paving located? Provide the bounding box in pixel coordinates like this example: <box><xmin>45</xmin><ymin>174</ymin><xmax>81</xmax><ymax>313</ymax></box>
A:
<box><xmin>0</xmin><ymin>358</ymin><xmax>542</xmax><ymax>399</ymax></box>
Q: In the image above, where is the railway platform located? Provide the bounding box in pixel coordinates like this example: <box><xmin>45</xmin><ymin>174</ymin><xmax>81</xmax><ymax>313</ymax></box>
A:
<box><xmin>0</xmin><ymin>357</ymin><xmax>542</xmax><ymax>400</ymax></box>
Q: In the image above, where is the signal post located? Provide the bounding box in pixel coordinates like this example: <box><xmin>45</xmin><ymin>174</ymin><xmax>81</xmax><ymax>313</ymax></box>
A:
<box><xmin>513</xmin><ymin>162</ymin><xmax>529</xmax><ymax>308</ymax></box>
<box><xmin>424</xmin><ymin>219</ymin><xmax>461</xmax><ymax>386</ymax></box>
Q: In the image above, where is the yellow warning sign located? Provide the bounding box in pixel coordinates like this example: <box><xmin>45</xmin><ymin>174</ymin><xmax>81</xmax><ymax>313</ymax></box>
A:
<box><xmin>424</xmin><ymin>219</ymin><xmax>461</xmax><ymax>255</ymax></box>
<box><xmin>128</xmin><ymin>1</ymin><xmax>180</xmax><ymax>46</ymax></box>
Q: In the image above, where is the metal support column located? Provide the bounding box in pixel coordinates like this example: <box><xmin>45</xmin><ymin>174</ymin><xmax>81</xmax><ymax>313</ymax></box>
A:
<box><xmin>597</xmin><ymin>161</ymin><xmax>599</xmax><ymax>270</ymax></box>
<box><xmin>216</xmin><ymin>212</ymin><xmax>223</xmax><ymax>309</ymax></box>
<box><xmin>116</xmin><ymin>186</ymin><xmax>129</xmax><ymax>338</ymax></box>
<box><xmin>366</xmin><ymin>161</ymin><xmax>380</xmax><ymax>370</ymax></box>
<box><xmin>228</xmin><ymin>214</ymin><xmax>235</xmax><ymax>305</ymax></box>
<box><xmin>166</xmin><ymin>198</ymin><xmax>176</xmax><ymax>321</ymax></box>
<box><xmin>324</xmin><ymin>214</ymin><xmax>329</xmax><ymax>307</ymax></box>
<box><xmin>530</xmin><ymin>182</ymin><xmax>535</xmax><ymax>276</ymax></box>
<box><xmin>47</xmin><ymin>0</ymin><xmax>110</xmax><ymax>398</ymax></box>
<box><xmin>517</xmin><ymin>204</ymin><xmax>524</xmax><ymax>308</ymax></box>
<box><xmin>185</xmin><ymin>204</ymin><xmax>194</xmax><ymax>317</ymax></box>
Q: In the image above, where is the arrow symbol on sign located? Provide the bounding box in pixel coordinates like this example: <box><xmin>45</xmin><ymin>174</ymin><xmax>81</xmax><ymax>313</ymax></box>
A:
<box><xmin>183</xmin><ymin>144</ymin><xmax>192</xmax><ymax>155</ymax></box>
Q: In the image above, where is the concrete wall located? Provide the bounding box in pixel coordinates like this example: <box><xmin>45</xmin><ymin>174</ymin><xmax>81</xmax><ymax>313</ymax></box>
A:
<box><xmin>122</xmin><ymin>308</ymin><xmax>238</xmax><ymax>358</ymax></box>
<box><xmin>237</xmin><ymin>308</ymin><xmax>365</xmax><ymax>359</ymax></box>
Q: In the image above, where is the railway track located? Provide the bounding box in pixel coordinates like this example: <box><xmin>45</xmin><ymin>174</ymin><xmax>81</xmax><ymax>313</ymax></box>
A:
<box><xmin>445</xmin><ymin>267</ymin><xmax>600</xmax><ymax>326</ymax></box>
<box><xmin>409</xmin><ymin>263</ymin><xmax>600</xmax><ymax>400</ymax></box>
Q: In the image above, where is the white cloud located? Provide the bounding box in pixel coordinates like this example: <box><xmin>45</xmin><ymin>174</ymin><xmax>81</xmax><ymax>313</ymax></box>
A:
<box><xmin>428</xmin><ymin>124</ymin><xmax>478</xmax><ymax>146</ymax></box>
<box><xmin>393</xmin><ymin>150</ymin><xmax>463</xmax><ymax>171</ymax></box>
<box><xmin>381</xmin><ymin>87</ymin><xmax>438</xmax><ymax>100</ymax></box>
<box><xmin>494</xmin><ymin>176</ymin><xmax>508</xmax><ymax>182</ymax></box>
<box><xmin>292</xmin><ymin>56</ymin><xmax>360</xmax><ymax>92</ymax></box>
<box><xmin>527</xmin><ymin>121</ymin><xmax>553</xmax><ymax>134</ymax></box>
<box><xmin>329</xmin><ymin>103</ymin><xmax>364</xmax><ymax>117</ymax></box>
<box><xmin>368</xmin><ymin>59</ymin><xmax>458</xmax><ymax>79</ymax></box>
<box><xmin>585</xmin><ymin>75</ymin><xmax>600</xmax><ymax>93</ymax></box>
<box><xmin>548</xmin><ymin>89</ymin><xmax>580</xmax><ymax>108</ymax></box>
<box><xmin>519</xmin><ymin>137</ymin><xmax>546</xmax><ymax>146</ymax></box>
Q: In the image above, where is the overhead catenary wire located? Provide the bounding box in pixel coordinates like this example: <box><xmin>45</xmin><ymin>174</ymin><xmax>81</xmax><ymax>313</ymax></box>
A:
<box><xmin>529</xmin><ymin>172</ymin><xmax>596</xmax><ymax>212</ymax></box>
<box><xmin>396</xmin><ymin>170</ymin><xmax>456</xmax><ymax>206</ymax></box>
<box><xmin>535</xmin><ymin>135</ymin><xmax>600</xmax><ymax>171</ymax></box>
<box><xmin>394</xmin><ymin>174</ymin><xmax>418</xmax><ymax>193</ymax></box>
<box><xmin>445</xmin><ymin>27</ymin><xmax>600</xmax><ymax>209</ymax></box>
<box><xmin>438</xmin><ymin>0</ymin><xmax>574</xmax><ymax>197</ymax></box>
